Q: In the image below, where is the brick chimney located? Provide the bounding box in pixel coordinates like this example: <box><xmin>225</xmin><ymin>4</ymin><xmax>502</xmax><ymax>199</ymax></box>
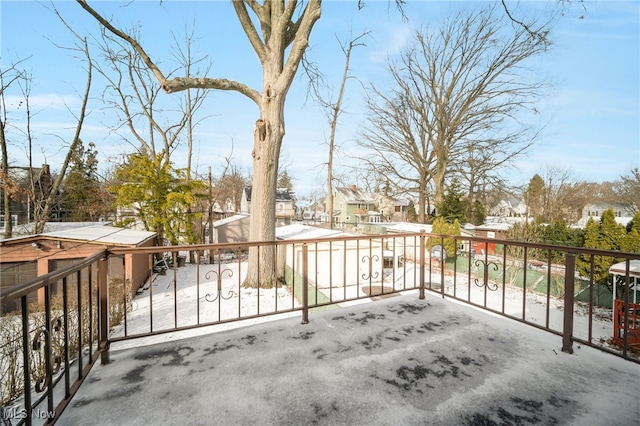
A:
<box><xmin>41</xmin><ymin>164</ymin><xmax>52</xmax><ymax>196</ymax></box>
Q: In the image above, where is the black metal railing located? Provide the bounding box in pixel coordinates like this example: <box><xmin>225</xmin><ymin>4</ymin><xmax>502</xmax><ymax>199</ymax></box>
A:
<box><xmin>1</xmin><ymin>250</ymin><xmax>107</xmax><ymax>426</ymax></box>
<box><xmin>1</xmin><ymin>231</ymin><xmax>638</xmax><ymax>425</ymax></box>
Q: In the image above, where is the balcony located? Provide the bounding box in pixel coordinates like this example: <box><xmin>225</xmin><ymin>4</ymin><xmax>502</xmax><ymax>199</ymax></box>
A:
<box><xmin>1</xmin><ymin>231</ymin><xmax>639</xmax><ymax>425</ymax></box>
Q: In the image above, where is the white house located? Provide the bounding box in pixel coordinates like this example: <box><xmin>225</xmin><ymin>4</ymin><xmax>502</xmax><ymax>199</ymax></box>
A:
<box><xmin>241</xmin><ymin>187</ymin><xmax>296</xmax><ymax>226</ymax></box>
<box><xmin>576</xmin><ymin>202</ymin><xmax>635</xmax><ymax>228</ymax></box>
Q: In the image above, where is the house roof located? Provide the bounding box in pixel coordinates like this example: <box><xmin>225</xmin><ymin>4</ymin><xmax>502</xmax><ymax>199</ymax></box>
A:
<box><xmin>375</xmin><ymin>193</ymin><xmax>410</xmax><ymax>207</ymax></box>
<box><xmin>2</xmin><ymin>221</ymin><xmax>113</xmax><ymax>239</ymax></box>
<box><xmin>335</xmin><ymin>186</ymin><xmax>374</xmax><ymax>204</ymax></box>
<box><xmin>381</xmin><ymin>222</ymin><xmax>433</xmax><ymax>233</ymax></box>
<box><xmin>212</xmin><ymin>214</ymin><xmax>250</xmax><ymax>228</ymax></box>
<box><xmin>0</xmin><ymin>224</ymin><xmax>156</xmax><ymax>246</ymax></box>
<box><xmin>40</xmin><ymin>225</ymin><xmax>157</xmax><ymax>246</ymax></box>
<box><xmin>2</xmin><ymin>165</ymin><xmax>48</xmax><ymax>182</ymax></box>
<box><xmin>474</xmin><ymin>222</ymin><xmax>512</xmax><ymax>232</ymax></box>
<box><xmin>275</xmin><ymin>224</ymin><xmax>349</xmax><ymax>240</ymax></box>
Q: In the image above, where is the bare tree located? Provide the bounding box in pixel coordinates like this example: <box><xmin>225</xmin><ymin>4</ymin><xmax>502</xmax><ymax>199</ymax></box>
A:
<box><xmin>94</xmin><ymin>25</ymin><xmax>213</xmax><ymax>251</ymax></box>
<box><xmin>170</xmin><ymin>25</ymin><xmax>213</xmax><ymax>180</ymax></box>
<box><xmin>77</xmin><ymin>0</ymin><xmax>322</xmax><ymax>288</ymax></box>
<box><xmin>0</xmin><ymin>62</ymin><xmax>27</xmax><ymax>238</ymax></box>
<box><xmin>95</xmin><ymin>29</ymin><xmax>207</xmax><ymax>165</ymax></box>
<box><xmin>359</xmin><ymin>7</ymin><xmax>548</xmax><ymax>223</ymax></box>
<box><xmin>308</xmin><ymin>32</ymin><xmax>369</xmax><ymax>229</ymax></box>
<box><xmin>614</xmin><ymin>168</ymin><xmax>640</xmax><ymax>214</ymax></box>
<box><xmin>33</xmin><ymin>37</ymin><xmax>93</xmax><ymax>234</ymax></box>
<box><xmin>543</xmin><ymin>166</ymin><xmax>588</xmax><ymax>224</ymax></box>
<box><xmin>453</xmin><ymin>134</ymin><xmax>532</xmax><ymax>221</ymax></box>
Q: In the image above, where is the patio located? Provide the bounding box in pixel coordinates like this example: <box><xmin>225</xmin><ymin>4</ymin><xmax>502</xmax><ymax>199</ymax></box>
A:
<box><xmin>57</xmin><ymin>292</ymin><xmax>640</xmax><ymax>425</ymax></box>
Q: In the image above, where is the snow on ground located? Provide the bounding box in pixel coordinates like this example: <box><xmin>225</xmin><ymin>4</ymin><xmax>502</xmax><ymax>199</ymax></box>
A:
<box><xmin>109</xmin><ymin>259</ymin><xmax>614</xmax><ymax>352</ymax></box>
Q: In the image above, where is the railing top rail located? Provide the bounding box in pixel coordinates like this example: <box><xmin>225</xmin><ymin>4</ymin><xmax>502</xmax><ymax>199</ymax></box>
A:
<box><xmin>107</xmin><ymin>231</ymin><xmax>640</xmax><ymax>261</ymax></box>
<box><xmin>107</xmin><ymin>231</ymin><xmax>431</xmax><ymax>255</ymax></box>
<box><xmin>0</xmin><ymin>249</ymin><xmax>108</xmax><ymax>305</ymax></box>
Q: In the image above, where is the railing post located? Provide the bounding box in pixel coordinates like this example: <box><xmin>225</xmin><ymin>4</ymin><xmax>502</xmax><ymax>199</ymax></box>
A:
<box><xmin>98</xmin><ymin>252</ymin><xmax>110</xmax><ymax>364</ymax></box>
<box><xmin>562</xmin><ymin>252</ymin><xmax>576</xmax><ymax>354</ymax></box>
<box><xmin>419</xmin><ymin>231</ymin><xmax>425</xmax><ymax>300</ymax></box>
<box><xmin>21</xmin><ymin>296</ymin><xmax>32</xmax><ymax>425</ymax></box>
<box><xmin>301</xmin><ymin>243</ymin><xmax>309</xmax><ymax>324</ymax></box>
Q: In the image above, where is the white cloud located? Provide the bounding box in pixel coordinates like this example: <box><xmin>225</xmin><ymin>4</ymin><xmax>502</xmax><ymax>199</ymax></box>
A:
<box><xmin>3</xmin><ymin>93</ymin><xmax>80</xmax><ymax>113</ymax></box>
<box><xmin>368</xmin><ymin>25</ymin><xmax>412</xmax><ymax>64</ymax></box>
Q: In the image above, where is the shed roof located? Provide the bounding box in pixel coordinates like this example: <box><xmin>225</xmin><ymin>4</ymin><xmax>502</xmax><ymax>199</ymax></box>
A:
<box><xmin>381</xmin><ymin>222</ymin><xmax>433</xmax><ymax>233</ymax></box>
<box><xmin>212</xmin><ymin>214</ymin><xmax>250</xmax><ymax>228</ymax></box>
<box><xmin>475</xmin><ymin>222</ymin><xmax>512</xmax><ymax>232</ymax></box>
<box><xmin>275</xmin><ymin>224</ymin><xmax>350</xmax><ymax>240</ymax></box>
<box><xmin>41</xmin><ymin>225</ymin><xmax>156</xmax><ymax>246</ymax></box>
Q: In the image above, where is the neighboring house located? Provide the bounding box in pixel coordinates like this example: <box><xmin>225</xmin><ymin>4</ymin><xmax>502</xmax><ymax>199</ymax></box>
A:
<box><xmin>209</xmin><ymin>199</ymin><xmax>236</xmax><ymax>222</ymax></box>
<box><xmin>240</xmin><ymin>187</ymin><xmax>296</xmax><ymax>226</ymax></box>
<box><xmin>0</xmin><ymin>224</ymin><xmax>156</xmax><ymax>313</ymax></box>
<box><xmin>330</xmin><ymin>185</ymin><xmax>381</xmax><ymax>228</ymax></box>
<box><xmin>488</xmin><ymin>198</ymin><xmax>528</xmax><ymax>218</ymax></box>
<box><xmin>0</xmin><ymin>164</ymin><xmax>59</xmax><ymax>233</ymax></box>
<box><xmin>576</xmin><ymin>202</ymin><xmax>635</xmax><ymax>228</ymax></box>
<box><xmin>301</xmin><ymin>200</ymin><xmax>326</xmax><ymax>223</ymax></box>
<box><xmin>374</xmin><ymin>193</ymin><xmax>410</xmax><ymax>222</ymax></box>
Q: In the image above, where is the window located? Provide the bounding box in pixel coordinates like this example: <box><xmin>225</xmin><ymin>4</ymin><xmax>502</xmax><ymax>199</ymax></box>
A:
<box><xmin>0</xmin><ymin>215</ymin><xmax>18</xmax><ymax>228</ymax></box>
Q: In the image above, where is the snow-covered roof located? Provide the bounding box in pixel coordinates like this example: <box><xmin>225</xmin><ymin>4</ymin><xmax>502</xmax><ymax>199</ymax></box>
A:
<box><xmin>475</xmin><ymin>222</ymin><xmax>512</xmax><ymax>232</ymax></box>
<box><xmin>40</xmin><ymin>225</ymin><xmax>156</xmax><ymax>246</ymax></box>
<box><xmin>335</xmin><ymin>186</ymin><xmax>374</xmax><ymax>204</ymax></box>
<box><xmin>381</xmin><ymin>222</ymin><xmax>433</xmax><ymax>233</ymax></box>
<box><xmin>213</xmin><ymin>214</ymin><xmax>250</xmax><ymax>228</ymax></box>
<box><xmin>276</xmin><ymin>224</ymin><xmax>348</xmax><ymax>240</ymax></box>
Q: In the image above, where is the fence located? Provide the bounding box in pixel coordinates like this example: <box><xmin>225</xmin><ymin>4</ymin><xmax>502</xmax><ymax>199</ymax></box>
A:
<box><xmin>1</xmin><ymin>231</ymin><xmax>639</xmax><ymax>425</ymax></box>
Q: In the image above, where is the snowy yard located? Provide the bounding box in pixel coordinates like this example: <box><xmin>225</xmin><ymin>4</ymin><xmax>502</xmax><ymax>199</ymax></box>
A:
<box><xmin>109</xmin><ymin>258</ymin><xmax>615</xmax><ymax>352</ymax></box>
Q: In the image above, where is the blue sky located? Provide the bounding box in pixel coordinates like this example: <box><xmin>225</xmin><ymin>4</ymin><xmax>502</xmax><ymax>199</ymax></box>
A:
<box><xmin>1</xmin><ymin>1</ymin><xmax>639</xmax><ymax>198</ymax></box>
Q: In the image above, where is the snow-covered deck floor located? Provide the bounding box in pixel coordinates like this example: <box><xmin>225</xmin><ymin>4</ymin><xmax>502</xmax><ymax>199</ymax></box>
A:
<box><xmin>58</xmin><ymin>293</ymin><xmax>640</xmax><ymax>425</ymax></box>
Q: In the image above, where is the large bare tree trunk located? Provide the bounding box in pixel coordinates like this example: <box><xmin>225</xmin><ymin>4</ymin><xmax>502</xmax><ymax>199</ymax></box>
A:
<box><xmin>245</xmin><ymin>93</ymin><xmax>284</xmax><ymax>287</ymax></box>
<box><xmin>233</xmin><ymin>1</ymin><xmax>322</xmax><ymax>288</ymax></box>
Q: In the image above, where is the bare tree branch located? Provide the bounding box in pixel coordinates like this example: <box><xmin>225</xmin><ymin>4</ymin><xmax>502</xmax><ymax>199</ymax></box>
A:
<box><xmin>77</xmin><ymin>0</ymin><xmax>261</xmax><ymax>104</ymax></box>
<box><xmin>359</xmin><ymin>7</ymin><xmax>548</xmax><ymax>222</ymax></box>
